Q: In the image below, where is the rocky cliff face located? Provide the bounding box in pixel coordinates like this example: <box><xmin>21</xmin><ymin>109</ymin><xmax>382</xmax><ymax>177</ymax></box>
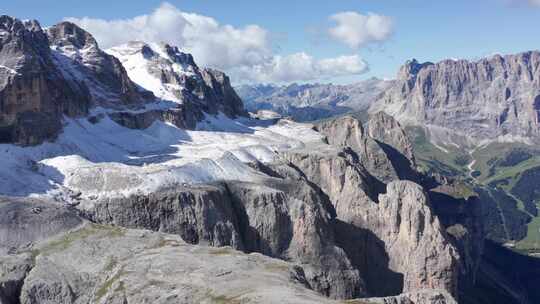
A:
<box><xmin>367</xmin><ymin>111</ymin><xmax>416</xmax><ymax>167</ymax></box>
<box><xmin>47</xmin><ymin>22</ymin><xmax>148</xmax><ymax>107</ymax></box>
<box><xmin>372</xmin><ymin>52</ymin><xmax>540</xmax><ymax>140</ymax></box>
<box><xmin>0</xmin><ymin>16</ymin><xmax>91</xmax><ymax>145</ymax></box>
<box><xmin>0</xmin><ymin>16</ymin><xmax>247</xmax><ymax>146</ymax></box>
<box><xmin>281</xmin><ymin>146</ymin><xmax>460</xmax><ymax>297</ymax></box>
<box><xmin>79</xmin><ymin>179</ymin><xmax>364</xmax><ymax>299</ymax></box>
<box><xmin>0</xmin><ymin>204</ymin><xmax>458</xmax><ymax>304</ymax></box>
<box><xmin>314</xmin><ymin>115</ymin><xmax>416</xmax><ymax>183</ymax></box>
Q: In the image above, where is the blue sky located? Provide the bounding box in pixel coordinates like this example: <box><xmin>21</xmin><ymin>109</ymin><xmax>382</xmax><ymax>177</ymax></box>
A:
<box><xmin>3</xmin><ymin>0</ymin><xmax>540</xmax><ymax>84</ymax></box>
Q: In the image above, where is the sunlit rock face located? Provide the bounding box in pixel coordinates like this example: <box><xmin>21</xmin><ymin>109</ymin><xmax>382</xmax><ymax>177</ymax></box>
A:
<box><xmin>372</xmin><ymin>52</ymin><xmax>540</xmax><ymax>141</ymax></box>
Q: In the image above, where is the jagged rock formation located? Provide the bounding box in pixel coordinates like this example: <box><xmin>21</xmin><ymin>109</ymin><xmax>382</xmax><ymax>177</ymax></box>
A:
<box><xmin>106</xmin><ymin>41</ymin><xmax>247</xmax><ymax>130</ymax></box>
<box><xmin>314</xmin><ymin>115</ymin><xmax>415</xmax><ymax>183</ymax></box>
<box><xmin>281</xmin><ymin>144</ymin><xmax>460</xmax><ymax>297</ymax></box>
<box><xmin>367</xmin><ymin>111</ymin><xmax>416</xmax><ymax>167</ymax></box>
<box><xmin>79</xmin><ymin>179</ymin><xmax>364</xmax><ymax>299</ymax></box>
<box><xmin>0</xmin><ymin>197</ymin><xmax>457</xmax><ymax>304</ymax></box>
<box><xmin>0</xmin><ymin>16</ymin><xmax>91</xmax><ymax>145</ymax></box>
<box><xmin>46</xmin><ymin>22</ymin><xmax>149</xmax><ymax>106</ymax></box>
<box><xmin>372</xmin><ymin>52</ymin><xmax>540</xmax><ymax>140</ymax></box>
<box><xmin>0</xmin><ymin>16</ymin><xmax>247</xmax><ymax>145</ymax></box>
<box><xmin>236</xmin><ymin>78</ymin><xmax>393</xmax><ymax>121</ymax></box>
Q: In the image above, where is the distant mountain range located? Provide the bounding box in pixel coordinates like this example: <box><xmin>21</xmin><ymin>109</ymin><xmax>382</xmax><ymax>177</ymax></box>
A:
<box><xmin>236</xmin><ymin>77</ymin><xmax>393</xmax><ymax>121</ymax></box>
<box><xmin>240</xmin><ymin>51</ymin><xmax>540</xmax><ymax>146</ymax></box>
<box><xmin>372</xmin><ymin>52</ymin><xmax>540</xmax><ymax>143</ymax></box>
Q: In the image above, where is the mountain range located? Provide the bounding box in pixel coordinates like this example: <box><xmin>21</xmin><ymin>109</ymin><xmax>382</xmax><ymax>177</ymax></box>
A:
<box><xmin>0</xmin><ymin>15</ymin><xmax>539</xmax><ymax>304</ymax></box>
<box><xmin>236</xmin><ymin>77</ymin><xmax>393</xmax><ymax>121</ymax></box>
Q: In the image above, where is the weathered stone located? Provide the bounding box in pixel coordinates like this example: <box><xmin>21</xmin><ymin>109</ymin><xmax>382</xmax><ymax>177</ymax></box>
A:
<box><xmin>0</xmin><ymin>16</ymin><xmax>91</xmax><ymax>145</ymax></box>
<box><xmin>373</xmin><ymin>52</ymin><xmax>540</xmax><ymax>140</ymax></box>
<box><xmin>47</xmin><ymin>22</ymin><xmax>149</xmax><ymax>106</ymax></box>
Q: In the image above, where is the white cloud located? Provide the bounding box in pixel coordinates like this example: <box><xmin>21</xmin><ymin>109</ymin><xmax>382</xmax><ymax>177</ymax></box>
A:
<box><xmin>66</xmin><ymin>2</ymin><xmax>370</xmax><ymax>83</ymax></box>
<box><xmin>233</xmin><ymin>53</ymin><xmax>368</xmax><ymax>83</ymax></box>
<box><xmin>65</xmin><ymin>2</ymin><xmax>272</xmax><ymax>70</ymax></box>
<box><xmin>328</xmin><ymin>11</ymin><xmax>394</xmax><ymax>49</ymax></box>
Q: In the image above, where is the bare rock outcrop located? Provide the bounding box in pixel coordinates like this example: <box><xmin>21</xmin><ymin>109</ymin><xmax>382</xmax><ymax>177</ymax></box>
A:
<box><xmin>225</xmin><ymin>180</ymin><xmax>363</xmax><ymax>299</ymax></box>
<box><xmin>373</xmin><ymin>52</ymin><xmax>540</xmax><ymax>140</ymax></box>
<box><xmin>367</xmin><ymin>111</ymin><xmax>416</xmax><ymax>167</ymax></box>
<box><xmin>46</xmin><ymin>22</ymin><xmax>149</xmax><ymax>106</ymax></box>
<box><xmin>0</xmin><ymin>194</ymin><xmax>458</xmax><ymax>304</ymax></box>
<box><xmin>314</xmin><ymin>115</ymin><xmax>401</xmax><ymax>183</ymax></box>
<box><xmin>376</xmin><ymin>182</ymin><xmax>459</xmax><ymax>294</ymax></box>
<box><xmin>80</xmin><ymin>178</ymin><xmax>364</xmax><ymax>299</ymax></box>
<box><xmin>0</xmin><ymin>197</ymin><xmax>83</xmax><ymax>255</ymax></box>
<box><xmin>0</xmin><ymin>16</ymin><xmax>91</xmax><ymax>145</ymax></box>
<box><xmin>200</xmin><ymin>68</ymin><xmax>247</xmax><ymax>118</ymax></box>
<box><xmin>0</xmin><ymin>221</ymin><xmax>456</xmax><ymax>304</ymax></box>
<box><xmin>283</xmin><ymin>143</ymin><xmax>460</xmax><ymax>297</ymax></box>
<box><xmin>0</xmin><ymin>253</ymin><xmax>33</xmax><ymax>304</ymax></box>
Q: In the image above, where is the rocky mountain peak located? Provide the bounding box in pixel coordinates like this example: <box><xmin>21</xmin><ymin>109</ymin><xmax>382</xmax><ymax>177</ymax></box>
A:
<box><xmin>47</xmin><ymin>22</ymin><xmax>148</xmax><ymax>107</ymax></box>
<box><xmin>398</xmin><ymin>58</ymin><xmax>433</xmax><ymax>80</ymax></box>
<box><xmin>0</xmin><ymin>16</ymin><xmax>50</xmax><ymax>76</ymax></box>
<box><xmin>46</xmin><ymin>21</ymin><xmax>98</xmax><ymax>50</ymax></box>
<box><xmin>0</xmin><ymin>15</ymin><xmax>42</xmax><ymax>35</ymax></box>
<box><xmin>161</xmin><ymin>42</ymin><xmax>197</xmax><ymax>68</ymax></box>
<box><xmin>108</xmin><ymin>41</ymin><xmax>246</xmax><ymax>118</ymax></box>
<box><xmin>367</xmin><ymin>111</ymin><xmax>416</xmax><ymax>167</ymax></box>
<box><xmin>0</xmin><ymin>15</ymin><xmax>91</xmax><ymax>145</ymax></box>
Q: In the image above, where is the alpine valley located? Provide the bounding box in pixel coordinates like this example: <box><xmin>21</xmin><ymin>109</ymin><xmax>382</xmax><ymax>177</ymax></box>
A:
<box><xmin>1</xmin><ymin>15</ymin><xmax>539</xmax><ymax>304</ymax></box>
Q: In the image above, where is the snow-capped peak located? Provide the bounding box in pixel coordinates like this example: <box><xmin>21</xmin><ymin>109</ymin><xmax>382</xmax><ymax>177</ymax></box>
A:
<box><xmin>107</xmin><ymin>41</ymin><xmax>200</xmax><ymax>103</ymax></box>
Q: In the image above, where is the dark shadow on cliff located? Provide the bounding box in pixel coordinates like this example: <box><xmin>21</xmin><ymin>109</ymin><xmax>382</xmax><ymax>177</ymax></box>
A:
<box><xmin>333</xmin><ymin>219</ymin><xmax>404</xmax><ymax>297</ymax></box>
<box><xmin>224</xmin><ymin>181</ymin><xmax>294</xmax><ymax>258</ymax></box>
<box><xmin>461</xmin><ymin>240</ymin><xmax>540</xmax><ymax>304</ymax></box>
<box><xmin>373</xmin><ymin>139</ymin><xmax>418</xmax><ymax>182</ymax></box>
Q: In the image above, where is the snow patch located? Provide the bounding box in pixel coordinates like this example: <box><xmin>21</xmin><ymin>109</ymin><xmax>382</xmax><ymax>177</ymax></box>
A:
<box><xmin>0</xmin><ymin>113</ymin><xmax>324</xmax><ymax>201</ymax></box>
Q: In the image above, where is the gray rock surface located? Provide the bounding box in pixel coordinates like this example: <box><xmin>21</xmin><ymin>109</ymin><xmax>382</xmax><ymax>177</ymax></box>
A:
<box><xmin>314</xmin><ymin>115</ymin><xmax>401</xmax><ymax>183</ymax></box>
<box><xmin>0</xmin><ymin>16</ymin><xmax>91</xmax><ymax>145</ymax></box>
<box><xmin>0</xmin><ymin>197</ymin><xmax>83</xmax><ymax>255</ymax></box>
<box><xmin>372</xmin><ymin>52</ymin><xmax>540</xmax><ymax>140</ymax></box>
<box><xmin>367</xmin><ymin>111</ymin><xmax>416</xmax><ymax>167</ymax></box>
<box><xmin>0</xmin><ymin>222</ymin><xmax>456</xmax><ymax>304</ymax></box>
<box><xmin>47</xmin><ymin>22</ymin><xmax>149</xmax><ymax>106</ymax></box>
<box><xmin>0</xmin><ymin>253</ymin><xmax>32</xmax><ymax>304</ymax></box>
<box><xmin>0</xmin><ymin>199</ymin><xmax>457</xmax><ymax>304</ymax></box>
<box><xmin>81</xmin><ymin>179</ymin><xmax>364</xmax><ymax>299</ymax></box>
<box><xmin>282</xmin><ymin>143</ymin><xmax>460</xmax><ymax>297</ymax></box>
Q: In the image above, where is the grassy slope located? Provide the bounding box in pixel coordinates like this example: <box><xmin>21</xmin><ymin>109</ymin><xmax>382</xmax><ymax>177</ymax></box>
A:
<box><xmin>406</xmin><ymin>126</ymin><xmax>540</xmax><ymax>253</ymax></box>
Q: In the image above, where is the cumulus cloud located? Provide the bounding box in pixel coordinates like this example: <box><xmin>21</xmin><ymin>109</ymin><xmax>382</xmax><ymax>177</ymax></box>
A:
<box><xmin>66</xmin><ymin>2</ymin><xmax>369</xmax><ymax>83</ymax></box>
<box><xmin>328</xmin><ymin>11</ymin><xmax>394</xmax><ymax>49</ymax></box>
<box><xmin>233</xmin><ymin>53</ymin><xmax>368</xmax><ymax>83</ymax></box>
<box><xmin>65</xmin><ymin>2</ymin><xmax>272</xmax><ymax>70</ymax></box>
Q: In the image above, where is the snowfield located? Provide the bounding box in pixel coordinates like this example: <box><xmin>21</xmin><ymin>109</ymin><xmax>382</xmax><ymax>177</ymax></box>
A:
<box><xmin>0</xmin><ymin>111</ymin><xmax>325</xmax><ymax>204</ymax></box>
<box><xmin>0</xmin><ymin>39</ymin><xmax>326</xmax><ymax>204</ymax></box>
